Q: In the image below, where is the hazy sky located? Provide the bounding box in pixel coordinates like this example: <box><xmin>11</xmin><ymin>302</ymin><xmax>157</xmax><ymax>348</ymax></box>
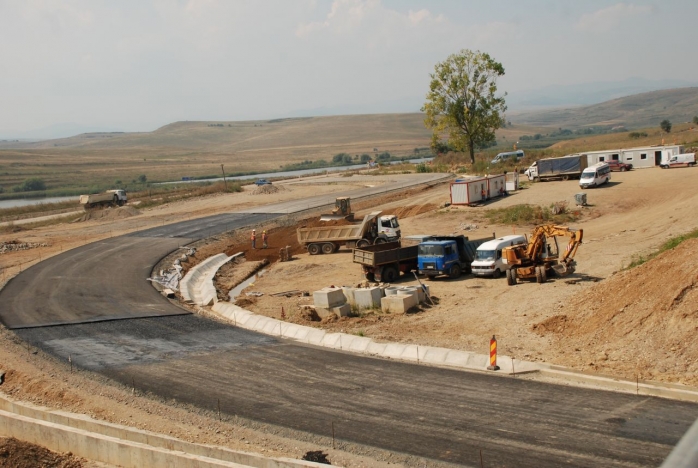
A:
<box><xmin>1</xmin><ymin>0</ymin><xmax>697</xmax><ymax>135</ymax></box>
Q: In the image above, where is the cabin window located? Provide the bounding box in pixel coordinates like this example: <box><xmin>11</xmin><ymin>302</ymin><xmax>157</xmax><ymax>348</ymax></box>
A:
<box><xmin>626</xmin><ymin>156</ymin><xmax>633</xmax><ymax>161</ymax></box>
<box><xmin>599</xmin><ymin>156</ymin><xmax>605</xmax><ymax>162</ymax></box>
<box><xmin>611</xmin><ymin>154</ymin><xmax>619</xmax><ymax>160</ymax></box>
<box><xmin>641</xmin><ymin>153</ymin><xmax>647</xmax><ymax>160</ymax></box>
<box><xmin>444</xmin><ymin>245</ymin><xmax>453</xmax><ymax>255</ymax></box>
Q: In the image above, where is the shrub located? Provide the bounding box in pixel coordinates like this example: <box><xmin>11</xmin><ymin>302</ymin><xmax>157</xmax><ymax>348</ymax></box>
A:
<box><xmin>660</xmin><ymin>119</ymin><xmax>672</xmax><ymax>133</ymax></box>
<box><xmin>13</xmin><ymin>178</ymin><xmax>46</xmax><ymax>192</ymax></box>
<box><xmin>629</xmin><ymin>132</ymin><xmax>648</xmax><ymax>139</ymax></box>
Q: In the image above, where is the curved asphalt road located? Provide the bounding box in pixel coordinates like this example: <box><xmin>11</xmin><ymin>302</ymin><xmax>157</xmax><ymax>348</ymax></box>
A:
<box><xmin>2</xmin><ymin>174</ymin><xmax>697</xmax><ymax>467</ymax></box>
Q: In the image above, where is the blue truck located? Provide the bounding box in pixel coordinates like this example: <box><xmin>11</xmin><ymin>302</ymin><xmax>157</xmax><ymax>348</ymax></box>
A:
<box><xmin>417</xmin><ymin>235</ymin><xmax>494</xmax><ymax>279</ymax></box>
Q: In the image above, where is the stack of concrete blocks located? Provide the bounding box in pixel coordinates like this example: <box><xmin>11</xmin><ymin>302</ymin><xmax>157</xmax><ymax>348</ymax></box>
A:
<box><xmin>313</xmin><ymin>287</ymin><xmax>351</xmax><ymax>318</ymax></box>
<box><xmin>380</xmin><ymin>285</ymin><xmax>429</xmax><ymax>314</ymax></box>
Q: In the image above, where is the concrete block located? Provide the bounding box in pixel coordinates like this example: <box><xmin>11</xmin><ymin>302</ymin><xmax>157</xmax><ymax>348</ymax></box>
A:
<box><xmin>353</xmin><ymin>287</ymin><xmax>382</xmax><ymax>310</ymax></box>
<box><xmin>381</xmin><ymin>293</ymin><xmax>419</xmax><ymax>314</ymax></box>
<box><xmin>315</xmin><ymin>304</ymin><xmax>351</xmax><ymax>318</ymax></box>
<box><xmin>342</xmin><ymin>286</ymin><xmax>356</xmax><ymax>305</ymax></box>
<box><xmin>313</xmin><ymin>287</ymin><xmax>346</xmax><ymax>309</ymax></box>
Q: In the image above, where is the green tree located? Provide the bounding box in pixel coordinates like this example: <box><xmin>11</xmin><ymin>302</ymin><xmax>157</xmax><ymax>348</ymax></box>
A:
<box><xmin>422</xmin><ymin>49</ymin><xmax>507</xmax><ymax>164</ymax></box>
<box><xmin>660</xmin><ymin>119</ymin><xmax>672</xmax><ymax>133</ymax></box>
<box><xmin>137</xmin><ymin>174</ymin><xmax>147</xmax><ymax>184</ymax></box>
<box><xmin>21</xmin><ymin>178</ymin><xmax>46</xmax><ymax>191</ymax></box>
<box><xmin>360</xmin><ymin>154</ymin><xmax>372</xmax><ymax>163</ymax></box>
<box><xmin>693</xmin><ymin>116</ymin><xmax>698</xmax><ymax>125</ymax></box>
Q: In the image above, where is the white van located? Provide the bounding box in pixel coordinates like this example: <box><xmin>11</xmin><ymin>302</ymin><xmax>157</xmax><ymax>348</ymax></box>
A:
<box><xmin>579</xmin><ymin>162</ymin><xmax>611</xmax><ymax>189</ymax></box>
<box><xmin>660</xmin><ymin>153</ymin><xmax>696</xmax><ymax>169</ymax></box>
<box><xmin>491</xmin><ymin>150</ymin><xmax>524</xmax><ymax>164</ymax></box>
<box><xmin>471</xmin><ymin>235</ymin><xmax>527</xmax><ymax>278</ymax></box>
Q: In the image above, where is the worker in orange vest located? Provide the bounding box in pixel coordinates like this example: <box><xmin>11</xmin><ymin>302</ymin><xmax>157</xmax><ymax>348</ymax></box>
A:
<box><xmin>262</xmin><ymin>230</ymin><xmax>268</xmax><ymax>249</ymax></box>
<box><xmin>251</xmin><ymin>229</ymin><xmax>256</xmax><ymax>249</ymax></box>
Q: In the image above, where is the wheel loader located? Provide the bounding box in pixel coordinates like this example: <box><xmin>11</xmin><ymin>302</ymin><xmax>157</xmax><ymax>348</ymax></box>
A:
<box><xmin>502</xmin><ymin>224</ymin><xmax>583</xmax><ymax>285</ymax></box>
<box><xmin>319</xmin><ymin>197</ymin><xmax>354</xmax><ymax>221</ymax></box>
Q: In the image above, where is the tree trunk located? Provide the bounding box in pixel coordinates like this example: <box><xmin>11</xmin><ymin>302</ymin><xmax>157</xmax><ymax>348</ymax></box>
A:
<box><xmin>468</xmin><ymin>140</ymin><xmax>475</xmax><ymax>165</ymax></box>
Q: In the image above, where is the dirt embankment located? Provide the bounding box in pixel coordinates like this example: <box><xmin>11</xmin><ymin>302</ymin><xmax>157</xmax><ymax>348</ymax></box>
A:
<box><xmin>536</xmin><ymin>238</ymin><xmax>698</xmax><ymax>385</ymax></box>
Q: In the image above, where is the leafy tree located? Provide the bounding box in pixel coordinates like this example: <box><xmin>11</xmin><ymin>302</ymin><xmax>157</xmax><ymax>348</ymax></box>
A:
<box><xmin>376</xmin><ymin>151</ymin><xmax>391</xmax><ymax>162</ymax></box>
<box><xmin>137</xmin><ymin>174</ymin><xmax>147</xmax><ymax>184</ymax></box>
<box><xmin>660</xmin><ymin>119</ymin><xmax>672</xmax><ymax>133</ymax></box>
<box><xmin>693</xmin><ymin>116</ymin><xmax>698</xmax><ymax>125</ymax></box>
<box><xmin>360</xmin><ymin>154</ymin><xmax>372</xmax><ymax>163</ymax></box>
<box><xmin>422</xmin><ymin>49</ymin><xmax>507</xmax><ymax>164</ymax></box>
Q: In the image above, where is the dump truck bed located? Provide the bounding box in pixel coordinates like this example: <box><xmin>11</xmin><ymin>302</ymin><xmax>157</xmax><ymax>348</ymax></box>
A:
<box><xmin>352</xmin><ymin>242</ymin><xmax>418</xmax><ymax>267</ymax></box>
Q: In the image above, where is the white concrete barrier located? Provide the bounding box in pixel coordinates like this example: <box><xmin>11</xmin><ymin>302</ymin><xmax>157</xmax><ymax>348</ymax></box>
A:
<box><xmin>0</xmin><ymin>395</ymin><xmax>336</xmax><ymax>467</ymax></box>
<box><xmin>180</xmin><ymin>253</ymin><xmax>241</xmax><ymax>306</ymax></box>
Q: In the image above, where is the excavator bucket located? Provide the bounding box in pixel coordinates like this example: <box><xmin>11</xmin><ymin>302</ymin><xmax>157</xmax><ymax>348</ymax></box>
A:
<box><xmin>551</xmin><ymin>260</ymin><xmax>576</xmax><ymax>277</ymax></box>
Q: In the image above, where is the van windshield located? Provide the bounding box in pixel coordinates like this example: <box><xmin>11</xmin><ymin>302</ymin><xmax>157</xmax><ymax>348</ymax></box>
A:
<box><xmin>418</xmin><ymin>244</ymin><xmax>444</xmax><ymax>256</ymax></box>
<box><xmin>581</xmin><ymin>170</ymin><xmax>595</xmax><ymax>179</ymax></box>
<box><xmin>475</xmin><ymin>250</ymin><xmax>495</xmax><ymax>261</ymax></box>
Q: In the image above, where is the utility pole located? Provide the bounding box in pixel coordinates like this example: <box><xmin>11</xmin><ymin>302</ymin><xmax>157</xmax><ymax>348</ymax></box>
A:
<box><xmin>221</xmin><ymin>164</ymin><xmax>227</xmax><ymax>191</ymax></box>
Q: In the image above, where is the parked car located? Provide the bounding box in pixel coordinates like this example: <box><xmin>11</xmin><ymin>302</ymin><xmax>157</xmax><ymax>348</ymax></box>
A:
<box><xmin>254</xmin><ymin>179</ymin><xmax>271</xmax><ymax>185</ymax></box>
<box><xmin>606</xmin><ymin>160</ymin><xmax>633</xmax><ymax>172</ymax></box>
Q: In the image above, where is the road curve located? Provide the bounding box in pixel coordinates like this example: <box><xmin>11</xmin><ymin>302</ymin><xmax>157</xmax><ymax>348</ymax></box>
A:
<box><xmin>1</xmin><ymin>173</ymin><xmax>697</xmax><ymax>467</ymax></box>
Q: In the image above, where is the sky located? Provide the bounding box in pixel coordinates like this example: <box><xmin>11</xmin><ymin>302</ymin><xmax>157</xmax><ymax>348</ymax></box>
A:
<box><xmin>1</xmin><ymin>0</ymin><xmax>697</xmax><ymax>137</ymax></box>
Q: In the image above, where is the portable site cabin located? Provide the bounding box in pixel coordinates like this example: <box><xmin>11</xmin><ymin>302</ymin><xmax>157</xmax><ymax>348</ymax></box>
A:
<box><xmin>583</xmin><ymin>145</ymin><xmax>684</xmax><ymax>169</ymax></box>
<box><xmin>450</xmin><ymin>174</ymin><xmax>507</xmax><ymax>205</ymax></box>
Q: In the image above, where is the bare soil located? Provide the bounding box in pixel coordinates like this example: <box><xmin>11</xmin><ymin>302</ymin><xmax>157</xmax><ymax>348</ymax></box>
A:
<box><xmin>1</xmin><ymin>168</ymin><xmax>698</xmax><ymax>466</ymax></box>
<box><xmin>0</xmin><ymin>437</ymin><xmax>88</xmax><ymax>468</ymax></box>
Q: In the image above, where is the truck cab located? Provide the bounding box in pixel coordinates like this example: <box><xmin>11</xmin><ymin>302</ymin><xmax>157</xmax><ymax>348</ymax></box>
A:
<box><xmin>376</xmin><ymin>215</ymin><xmax>401</xmax><ymax>242</ymax></box>
<box><xmin>417</xmin><ymin>235</ymin><xmax>482</xmax><ymax>279</ymax></box>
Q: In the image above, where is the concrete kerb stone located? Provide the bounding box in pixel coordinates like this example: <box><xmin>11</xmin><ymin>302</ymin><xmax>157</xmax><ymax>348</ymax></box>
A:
<box><xmin>207</xmin><ymin>302</ymin><xmax>698</xmax><ymax>403</ymax></box>
<box><xmin>181</xmin><ymin>253</ymin><xmax>240</xmax><ymax>307</ymax></box>
<box><xmin>0</xmin><ymin>395</ymin><xmax>337</xmax><ymax>468</ymax></box>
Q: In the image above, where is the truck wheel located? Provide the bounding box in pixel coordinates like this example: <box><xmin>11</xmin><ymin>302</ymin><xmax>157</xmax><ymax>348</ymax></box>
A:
<box><xmin>321</xmin><ymin>243</ymin><xmax>334</xmax><ymax>255</ymax></box>
<box><xmin>374</xmin><ymin>238</ymin><xmax>387</xmax><ymax>245</ymax></box>
<box><xmin>357</xmin><ymin>239</ymin><xmax>370</xmax><ymax>248</ymax></box>
<box><xmin>308</xmin><ymin>244</ymin><xmax>321</xmax><ymax>255</ymax></box>
<box><xmin>506</xmin><ymin>268</ymin><xmax>517</xmax><ymax>286</ymax></box>
<box><xmin>492</xmin><ymin>268</ymin><xmax>502</xmax><ymax>279</ymax></box>
<box><xmin>561</xmin><ymin>175</ymin><xmax>570</xmax><ymax>181</ymax></box>
<box><xmin>449</xmin><ymin>264</ymin><xmax>461</xmax><ymax>279</ymax></box>
<box><xmin>382</xmin><ymin>266</ymin><xmax>399</xmax><ymax>283</ymax></box>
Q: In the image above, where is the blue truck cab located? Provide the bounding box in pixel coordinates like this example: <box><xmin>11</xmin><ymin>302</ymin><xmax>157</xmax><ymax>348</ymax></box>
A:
<box><xmin>417</xmin><ymin>235</ymin><xmax>493</xmax><ymax>279</ymax></box>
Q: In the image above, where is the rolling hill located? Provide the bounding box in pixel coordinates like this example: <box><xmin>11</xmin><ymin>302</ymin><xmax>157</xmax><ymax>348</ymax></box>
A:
<box><xmin>508</xmin><ymin>87</ymin><xmax>698</xmax><ymax>129</ymax></box>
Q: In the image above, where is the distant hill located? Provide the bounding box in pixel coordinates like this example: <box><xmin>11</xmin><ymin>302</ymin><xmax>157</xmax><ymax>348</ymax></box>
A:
<box><xmin>508</xmin><ymin>87</ymin><xmax>698</xmax><ymax>129</ymax></box>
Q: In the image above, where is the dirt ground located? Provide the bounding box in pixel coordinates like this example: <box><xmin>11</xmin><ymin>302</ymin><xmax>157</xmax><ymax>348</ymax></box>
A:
<box><xmin>1</xmin><ymin>168</ymin><xmax>698</xmax><ymax>465</ymax></box>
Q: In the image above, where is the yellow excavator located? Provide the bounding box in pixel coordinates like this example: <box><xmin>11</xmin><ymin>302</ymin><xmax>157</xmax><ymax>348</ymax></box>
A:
<box><xmin>502</xmin><ymin>224</ymin><xmax>583</xmax><ymax>285</ymax></box>
<box><xmin>320</xmin><ymin>197</ymin><xmax>354</xmax><ymax>222</ymax></box>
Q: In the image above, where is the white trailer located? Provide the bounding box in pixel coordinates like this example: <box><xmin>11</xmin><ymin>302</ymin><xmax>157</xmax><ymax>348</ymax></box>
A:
<box><xmin>450</xmin><ymin>174</ymin><xmax>507</xmax><ymax>205</ymax></box>
<box><xmin>584</xmin><ymin>145</ymin><xmax>683</xmax><ymax>169</ymax></box>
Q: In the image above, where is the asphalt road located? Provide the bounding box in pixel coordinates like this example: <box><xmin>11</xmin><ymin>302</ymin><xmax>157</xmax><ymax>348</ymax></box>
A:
<box><xmin>2</xmin><ymin>173</ymin><xmax>697</xmax><ymax>467</ymax></box>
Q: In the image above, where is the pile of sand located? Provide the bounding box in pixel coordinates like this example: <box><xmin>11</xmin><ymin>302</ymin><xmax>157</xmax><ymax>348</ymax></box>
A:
<box><xmin>252</xmin><ymin>184</ymin><xmax>283</xmax><ymax>195</ymax></box>
<box><xmin>74</xmin><ymin>205</ymin><xmax>141</xmax><ymax>222</ymax></box>
<box><xmin>535</xmin><ymin>238</ymin><xmax>698</xmax><ymax>384</ymax></box>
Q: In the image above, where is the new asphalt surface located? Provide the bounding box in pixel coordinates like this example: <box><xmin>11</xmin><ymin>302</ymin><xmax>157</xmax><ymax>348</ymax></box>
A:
<box><xmin>2</xmin><ymin>174</ymin><xmax>697</xmax><ymax>466</ymax></box>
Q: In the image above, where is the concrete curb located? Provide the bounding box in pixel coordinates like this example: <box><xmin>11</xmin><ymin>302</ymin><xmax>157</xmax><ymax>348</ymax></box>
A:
<box><xmin>181</xmin><ymin>253</ymin><xmax>242</xmax><ymax>306</ymax></box>
<box><xmin>211</xmin><ymin>301</ymin><xmax>698</xmax><ymax>403</ymax></box>
<box><xmin>0</xmin><ymin>394</ymin><xmax>335</xmax><ymax>468</ymax></box>
<box><xmin>212</xmin><ymin>302</ymin><xmax>539</xmax><ymax>375</ymax></box>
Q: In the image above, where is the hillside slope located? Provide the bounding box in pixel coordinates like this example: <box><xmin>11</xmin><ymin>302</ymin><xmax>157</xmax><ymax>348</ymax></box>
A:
<box><xmin>509</xmin><ymin>87</ymin><xmax>698</xmax><ymax>129</ymax></box>
<box><xmin>537</xmin><ymin>238</ymin><xmax>698</xmax><ymax>386</ymax></box>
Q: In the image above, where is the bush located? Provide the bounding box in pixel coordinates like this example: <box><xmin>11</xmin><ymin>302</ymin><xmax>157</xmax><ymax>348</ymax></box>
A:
<box><xmin>13</xmin><ymin>178</ymin><xmax>46</xmax><ymax>192</ymax></box>
<box><xmin>416</xmin><ymin>163</ymin><xmax>432</xmax><ymax>173</ymax></box>
<box><xmin>629</xmin><ymin>131</ymin><xmax>648</xmax><ymax>139</ymax></box>
<box><xmin>660</xmin><ymin>119</ymin><xmax>672</xmax><ymax>133</ymax></box>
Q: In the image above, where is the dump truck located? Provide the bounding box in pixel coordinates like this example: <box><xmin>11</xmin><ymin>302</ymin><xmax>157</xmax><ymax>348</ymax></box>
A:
<box><xmin>320</xmin><ymin>197</ymin><xmax>354</xmax><ymax>221</ymax></box>
<box><xmin>525</xmin><ymin>154</ymin><xmax>589</xmax><ymax>182</ymax></box>
<box><xmin>79</xmin><ymin>190</ymin><xmax>127</xmax><ymax>209</ymax></box>
<box><xmin>502</xmin><ymin>224</ymin><xmax>583</xmax><ymax>285</ymax></box>
<box><xmin>353</xmin><ymin>241</ymin><xmax>418</xmax><ymax>282</ymax></box>
<box><xmin>297</xmin><ymin>211</ymin><xmax>400</xmax><ymax>255</ymax></box>
<box><xmin>417</xmin><ymin>235</ymin><xmax>494</xmax><ymax>279</ymax></box>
